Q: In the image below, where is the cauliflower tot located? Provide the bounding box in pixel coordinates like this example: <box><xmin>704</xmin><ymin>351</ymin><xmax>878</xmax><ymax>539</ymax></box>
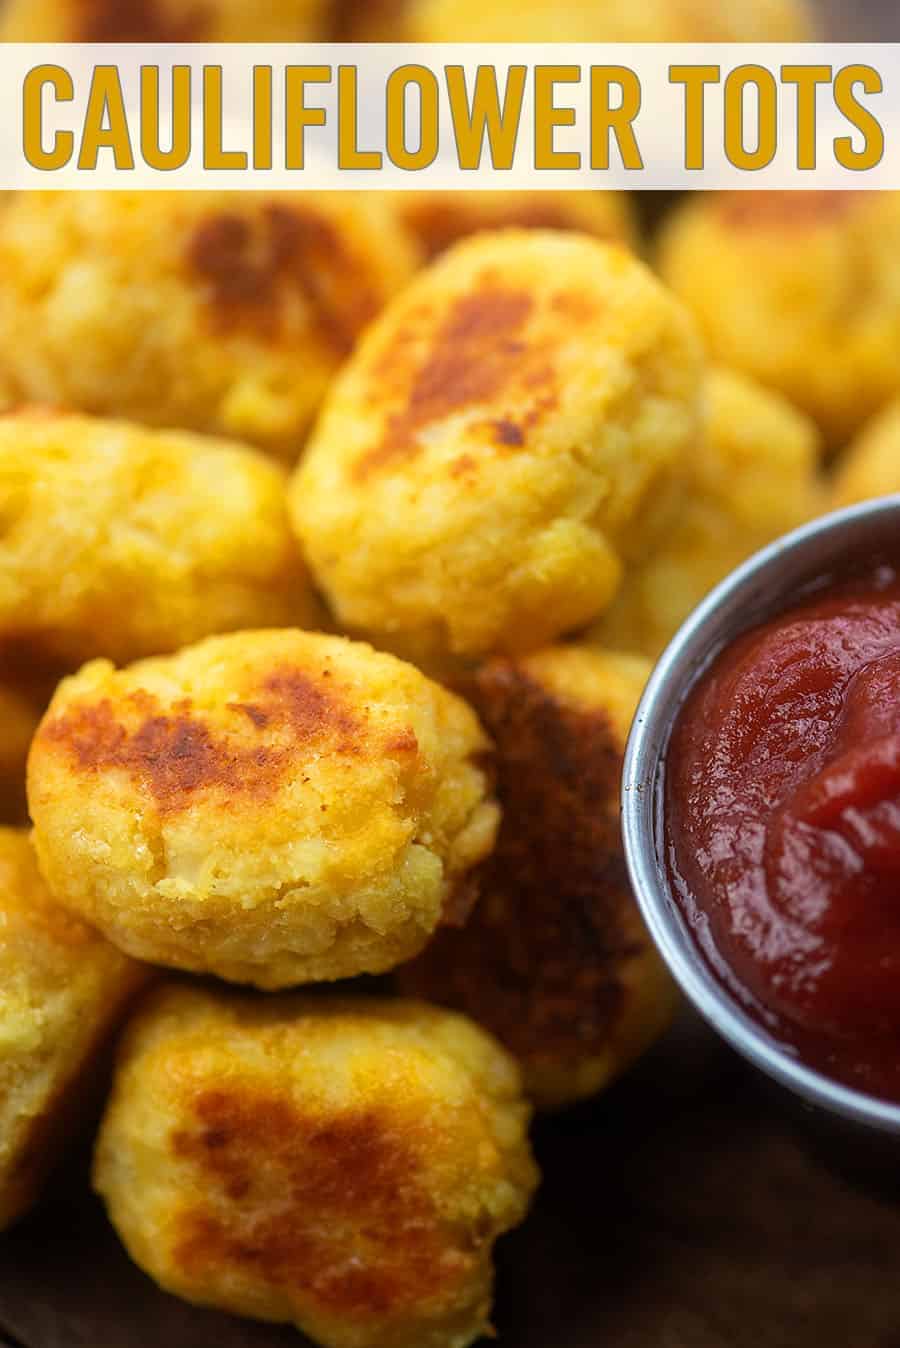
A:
<box><xmin>94</xmin><ymin>985</ymin><xmax>538</xmax><ymax>1348</ymax></box>
<box><xmin>399</xmin><ymin>645</ymin><xmax>677</xmax><ymax>1110</ymax></box>
<box><xmin>0</xmin><ymin>410</ymin><xmax>313</xmax><ymax>665</ymax></box>
<box><xmin>291</xmin><ymin>230</ymin><xmax>702</xmax><ymax>659</ymax></box>
<box><xmin>0</xmin><ymin>193</ymin><xmax>419</xmax><ymax>459</ymax></box>
<box><xmin>0</xmin><ymin>829</ymin><xmax>147</xmax><ymax>1231</ymax></box>
<box><xmin>346</xmin><ymin>0</ymin><xmax>815</xmax><ymax>41</ymax></box>
<box><xmin>591</xmin><ymin>368</ymin><xmax>825</xmax><ymax>658</ymax></box>
<box><xmin>832</xmin><ymin>399</ymin><xmax>900</xmax><ymax>506</ymax></box>
<box><xmin>658</xmin><ymin>191</ymin><xmax>900</xmax><ymax>447</ymax></box>
<box><xmin>28</xmin><ymin>630</ymin><xmax>499</xmax><ymax>988</ymax></box>
<box><xmin>1</xmin><ymin>0</ymin><xmax>331</xmax><ymax>42</ymax></box>
<box><xmin>387</xmin><ymin>190</ymin><xmax>637</xmax><ymax>260</ymax></box>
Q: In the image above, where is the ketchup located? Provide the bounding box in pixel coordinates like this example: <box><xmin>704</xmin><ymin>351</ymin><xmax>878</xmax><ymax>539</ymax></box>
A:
<box><xmin>667</xmin><ymin>564</ymin><xmax>900</xmax><ymax>1101</ymax></box>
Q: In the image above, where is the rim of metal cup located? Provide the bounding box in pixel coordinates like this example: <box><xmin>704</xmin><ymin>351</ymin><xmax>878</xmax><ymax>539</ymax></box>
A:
<box><xmin>622</xmin><ymin>495</ymin><xmax>900</xmax><ymax>1135</ymax></box>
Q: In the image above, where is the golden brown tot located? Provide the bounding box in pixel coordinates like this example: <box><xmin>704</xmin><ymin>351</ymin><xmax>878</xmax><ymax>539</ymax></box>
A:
<box><xmin>291</xmin><ymin>230</ymin><xmax>702</xmax><ymax>660</ymax></box>
<box><xmin>0</xmin><ymin>410</ymin><xmax>314</xmax><ymax>665</ymax></box>
<box><xmin>94</xmin><ymin>985</ymin><xmax>538</xmax><ymax>1348</ymax></box>
<box><xmin>0</xmin><ymin>192</ymin><xmax>419</xmax><ymax>459</ymax></box>
<box><xmin>0</xmin><ymin>828</ymin><xmax>148</xmax><ymax>1231</ymax></box>
<box><xmin>28</xmin><ymin>630</ymin><xmax>499</xmax><ymax>988</ymax></box>
<box><xmin>399</xmin><ymin>644</ymin><xmax>677</xmax><ymax>1109</ymax></box>
<box><xmin>591</xmin><ymin>367</ymin><xmax>825</xmax><ymax>658</ymax></box>
<box><xmin>658</xmin><ymin>191</ymin><xmax>900</xmax><ymax>447</ymax></box>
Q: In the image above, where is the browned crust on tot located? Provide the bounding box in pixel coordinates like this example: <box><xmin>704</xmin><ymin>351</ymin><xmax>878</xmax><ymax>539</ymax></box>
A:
<box><xmin>398</xmin><ymin>660</ymin><xmax>641</xmax><ymax>1068</ymax></box>
<box><xmin>490</xmin><ymin>418</ymin><xmax>525</xmax><ymax>447</ymax></box>
<box><xmin>353</xmin><ymin>286</ymin><xmax>547</xmax><ymax>480</ymax></box>
<box><xmin>37</xmin><ymin>668</ymin><xmax>364</xmax><ymax>815</ymax></box>
<box><xmin>74</xmin><ymin>0</ymin><xmax>212</xmax><ymax>40</ymax></box>
<box><xmin>171</xmin><ymin>1086</ymin><xmax>473</xmax><ymax>1318</ymax></box>
<box><xmin>187</xmin><ymin>204</ymin><xmax>385</xmax><ymax>353</ymax></box>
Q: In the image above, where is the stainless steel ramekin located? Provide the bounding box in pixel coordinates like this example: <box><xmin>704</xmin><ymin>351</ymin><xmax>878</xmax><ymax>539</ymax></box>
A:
<box><xmin>622</xmin><ymin>495</ymin><xmax>900</xmax><ymax>1135</ymax></box>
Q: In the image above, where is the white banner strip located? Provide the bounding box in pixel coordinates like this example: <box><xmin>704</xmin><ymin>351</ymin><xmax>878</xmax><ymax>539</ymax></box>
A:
<box><xmin>1</xmin><ymin>44</ymin><xmax>894</xmax><ymax>189</ymax></box>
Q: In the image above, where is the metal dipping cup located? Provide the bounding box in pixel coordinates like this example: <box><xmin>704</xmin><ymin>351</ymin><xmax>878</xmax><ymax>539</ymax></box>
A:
<box><xmin>622</xmin><ymin>496</ymin><xmax>900</xmax><ymax>1136</ymax></box>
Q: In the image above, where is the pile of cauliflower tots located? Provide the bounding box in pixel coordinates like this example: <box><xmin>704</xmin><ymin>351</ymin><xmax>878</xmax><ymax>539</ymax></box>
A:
<box><xmin>0</xmin><ymin>6</ymin><xmax>896</xmax><ymax>1348</ymax></box>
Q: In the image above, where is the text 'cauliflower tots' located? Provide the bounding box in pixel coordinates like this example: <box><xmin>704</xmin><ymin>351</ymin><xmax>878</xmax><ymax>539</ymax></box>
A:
<box><xmin>832</xmin><ymin>398</ymin><xmax>900</xmax><ymax>507</ymax></box>
<box><xmin>94</xmin><ymin>986</ymin><xmax>538</xmax><ymax>1348</ymax></box>
<box><xmin>658</xmin><ymin>191</ymin><xmax>900</xmax><ymax>447</ymax></box>
<box><xmin>0</xmin><ymin>410</ymin><xmax>313</xmax><ymax>666</ymax></box>
<box><xmin>0</xmin><ymin>192</ymin><xmax>419</xmax><ymax>459</ymax></box>
<box><xmin>591</xmin><ymin>367</ymin><xmax>825</xmax><ymax>658</ymax></box>
<box><xmin>399</xmin><ymin>645</ymin><xmax>677</xmax><ymax>1110</ymax></box>
<box><xmin>388</xmin><ymin>190</ymin><xmax>636</xmax><ymax>261</ymax></box>
<box><xmin>347</xmin><ymin>0</ymin><xmax>814</xmax><ymax>41</ymax></box>
<box><xmin>0</xmin><ymin>829</ymin><xmax>147</xmax><ymax>1231</ymax></box>
<box><xmin>292</xmin><ymin>230</ymin><xmax>702</xmax><ymax>659</ymax></box>
<box><xmin>28</xmin><ymin>630</ymin><xmax>499</xmax><ymax>988</ymax></box>
<box><xmin>1</xmin><ymin>0</ymin><xmax>331</xmax><ymax>43</ymax></box>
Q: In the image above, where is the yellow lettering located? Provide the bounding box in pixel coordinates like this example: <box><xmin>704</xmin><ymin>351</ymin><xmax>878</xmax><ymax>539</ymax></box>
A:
<box><xmin>78</xmin><ymin>65</ymin><xmax>134</xmax><ymax>171</ymax></box>
<box><xmin>285</xmin><ymin>65</ymin><xmax>330</xmax><ymax>171</ymax></box>
<box><xmin>140</xmin><ymin>65</ymin><xmax>191</xmax><ymax>171</ymax></box>
<box><xmin>834</xmin><ymin>64</ymin><xmax>884</xmax><ymax>170</ymax></box>
<box><xmin>386</xmin><ymin>65</ymin><xmax>439</xmax><ymax>170</ymax></box>
<box><xmin>591</xmin><ymin>65</ymin><xmax>643</xmax><ymax>170</ymax></box>
<box><xmin>22</xmin><ymin>64</ymin><xmax>74</xmax><ymax>170</ymax></box>
<box><xmin>669</xmin><ymin>64</ymin><xmax>720</xmax><ymax>170</ymax></box>
<box><xmin>534</xmin><ymin>65</ymin><xmax>581</xmax><ymax>171</ymax></box>
<box><xmin>445</xmin><ymin>64</ymin><xmax>526</xmax><ymax>170</ymax></box>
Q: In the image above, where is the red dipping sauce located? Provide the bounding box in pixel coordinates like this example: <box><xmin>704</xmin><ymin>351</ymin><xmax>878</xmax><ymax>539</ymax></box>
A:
<box><xmin>667</xmin><ymin>563</ymin><xmax>900</xmax><ymax>1102</ymax></box>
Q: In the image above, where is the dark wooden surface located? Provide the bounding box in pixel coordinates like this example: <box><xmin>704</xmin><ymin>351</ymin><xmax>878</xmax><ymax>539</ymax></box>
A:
<box><xmin>4</xmin><ymin>2</ymin><xmax>900</xmax><ymax>1345</ymax></box>
<box><xmin>5</xmin><ymin>1009</ymin><xmax>900</xmax><ymax>1348</ymax></box>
